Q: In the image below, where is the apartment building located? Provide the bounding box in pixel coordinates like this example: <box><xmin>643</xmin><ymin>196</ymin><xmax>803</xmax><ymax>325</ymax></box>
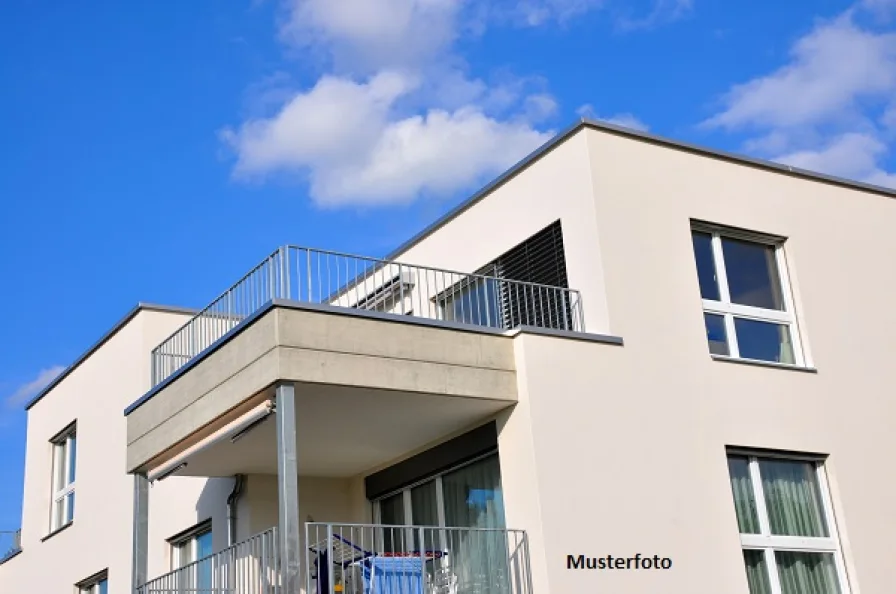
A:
<box><xmin>0</xmin><ymin>304</ymin><xmax>241</xmax><ymax>593</ymax></box>
<box><xmin>2</xmin><ymin>118</ymin><xmax>895</xmax><ymax>594</ymax></box>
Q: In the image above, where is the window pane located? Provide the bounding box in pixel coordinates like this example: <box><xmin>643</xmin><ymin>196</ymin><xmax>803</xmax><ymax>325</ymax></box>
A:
<box><xmin>776</xmin><ymin>552</ymin><xmax>841</xmax><ymax>594</ymax></box>
<box><xmin>195</xmin><ymin>532</ymin><xmax>213</xmax><ymax>591</ymax></box>
<box><xmin>442</xmin><ymin>456</ymin><xmax>507</xmax><ymax>594</ymax></box>
<box><xmin>721</xmin><ymin>238</ymin><xmax>784</xmax><ymax>310</ymax></box>
<box><xmin>65</xmin><ymin>492</ymin><xmax>75</xmax><ymax>524</ymax></box>
<box><xmin>410</xmin><ymin>480</ymin><xmax>439</xmax><ymax>552</ymax></box>
<box><xmin>692</xmin><ymin>231</ymin><xmax>720</xmax><ymax>301</ymax></box>
<box><xmin>704</xmin><ymin>313</ymin><xmax>729</xmax><ymax>356</ymax></box>
<box><xmin>98</xmin><ymin>579</ymin><xmax>108</xmax><ymax>594</ymax></box>
<box><xmin>759</xmin><ymin>459</ymin><xmax>828</xmax><ymax>537</ymax></box>
<box><xmin>443</xmin><ymin>455</ymin><xmax>506</xmax><ymax>529</ymax></box>
<box><xmin>378</xmin><ymin>493</ymin><xmax>407</xmax><ymax>553</ymax></box>
<box><xmin>196</xmin><ymin>530</ymin><xmax>213</xmax><ymax>559</ymax></box>
<box><xmin>379</xmin><ymin>493</ymin><xmax>405</xmax><ymax>526</ymax></box>
<box><xmin>54</xmin><ymin>444</ymin><xmax>66</xmax><ymax>492</ymax></box>
<box><xmin>734</xmin><ymin>318</ymin><xmax>794</xmax><ymax>364</ymax></box>
<box><xmin>443</xmin><ymin>277</ymin><xmax>501</xmax><ymax>328</ymax></box>
<box><xmin>53</xmin><ymin>498</ymin><xmax>65</xmax><ymax>530</ymax></box>
<box><xmin>727</xmin><ymin>456</ymin><xmax>760</xmax><ymax>534</ymax></box>
<box><xmin>67</xmin><ymin>435</ymin><xmax>77</xmax><ymax>484</ymax></box>
<box><xmin>177</xmin><ymin>541</ymin><xmax>194</xmax><ymax>566</ymax></box>
<box><xmin>743</xmin><ymin>550</ymin><xmax>772</xmax><ymax>594</ymax></box>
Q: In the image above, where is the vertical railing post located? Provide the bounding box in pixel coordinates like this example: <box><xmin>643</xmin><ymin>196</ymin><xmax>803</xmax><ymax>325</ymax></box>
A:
<box><xmin>576</xmin><ymin>292</ymin><xmax>585</xmax><ymax>332</ymax></box>
<box><xmin>150</xmin><ymin>351</ymin><xmax>157</xmax><ymax>387</ymax></box>
<box><xmin>268</xmin><ymin>253</ymin><xmax>276</xmax><ymax>303</ymax></box>
<box><xmin>281</xmin><ymin>246</ymin><xmax>291</xmax><ymax>301</ymax></box>
<box><xmin>419</xmin><ymin>526</ymin><xmax>426</xmax><ymax>589</ymax></box>
<box><xmin>306</xmin><ymin>249</ymin><xmax>313</xmax><ymax>303</ymax></box>
<box><xmin>326</xmin><ymin>524</ymin><xmax>335</xmax><ymax>594</ymax></box>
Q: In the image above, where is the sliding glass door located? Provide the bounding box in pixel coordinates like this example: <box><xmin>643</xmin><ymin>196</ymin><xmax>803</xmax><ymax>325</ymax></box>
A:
<box><xmin>374</xmin><ymin>454</ymin><xmax>507</xmax><ymax>594</ymax></box>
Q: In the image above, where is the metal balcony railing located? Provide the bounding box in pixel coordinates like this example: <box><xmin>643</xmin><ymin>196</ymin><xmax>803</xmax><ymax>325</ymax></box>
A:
<box><xmin>0</xmin><ymin>529</ymin><xmax>21</xmax><ymax>563</ymax></box>
<box><xmin>306</xmin><ymin>522</ymin><xmax>533</xmax><ymax>594</ymax></box>
<box><xmin>151</xmin><ymin>246</ymin><xmax>585</xmax><ymax>386</ymax></box>
<box><xmin>137</xmin><ymin>528</ymin><xmax>279</xmax><ymax>594</ymax></box>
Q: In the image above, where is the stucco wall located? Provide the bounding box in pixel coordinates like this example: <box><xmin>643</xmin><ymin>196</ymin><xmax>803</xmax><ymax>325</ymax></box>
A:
<box><xmin>0</xmin><ymin>308</ymin><xmax>235</xmax><ymax>594</ymax></box>
<box><xmin>391</xmin><ymin>130</ymin><xmax>612</xmax><ymax>335</ymax></box>
<box><xmin>493</xmin><ymin>127</ymin><xmax>896</xmax><ymax>594</ymax></box>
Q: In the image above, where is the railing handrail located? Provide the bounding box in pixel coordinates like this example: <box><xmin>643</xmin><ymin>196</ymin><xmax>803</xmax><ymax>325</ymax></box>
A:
<box><xmin>149</xmin><ymin>244</ymin><xmax>584</xmax><ymax>387</ymax></box>
<box><xmin>305</xmin><ymin>521</ymin><xmax>533</xmax><ymax>594</ymax></box>
<box><xmin>138</xmin><ymin>527</ymin><xmax>277</xmax><ymax>590</ymax></box>
<box><xmin>305</xmin><ymin>521</ymin><xmax>527</xmax><ymax>533</ymax></box>
<box><xmin>283</xmin><ymin>243</ymin><xmax>578</xmax><ymax>295</ymax></box>
<box><xmin>0</xmin><ymin>529</ymin><xmax>22</xmax><ymax>561</ymax></box>
<box><xmin>151</xmin><ymin>247</ymin><xmax>284</xmax><ymax>359</ymax></box>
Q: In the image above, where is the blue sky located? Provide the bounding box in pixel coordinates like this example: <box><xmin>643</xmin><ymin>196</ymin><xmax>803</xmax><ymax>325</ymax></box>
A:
<box><xmin>1</xmin><ymin>0</ymin><xmax>894</xmax><ymax>530</ymax></box>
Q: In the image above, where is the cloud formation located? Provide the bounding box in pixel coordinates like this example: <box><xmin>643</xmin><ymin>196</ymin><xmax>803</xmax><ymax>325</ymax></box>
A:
<box><xmin>5</xmin><ymin>366</ymin><xmax>65</xmax><ymax>409</ymax></box>
<box><xmin>224</xmin><ymin>0</ymin><xmax>569</xmax><ymax>205</ymax></box>
<box><xmin>704</xmin><ymin>6</ymin><xmax>896</xmax><ymax>187</ymax></box>
<box><xmin>224</xmin><ymin>0</ymin><xmax>666</xmax><ymax>206</ymax></box>
<box><xmin>615</xmin><ymin>0</ymin><xmax>693</xmax><ymax>31</ymax></box>
<box><xmin>577</xmin><ymin>104</ymin><xmax>649</xmax><ymax>131</ymax></box>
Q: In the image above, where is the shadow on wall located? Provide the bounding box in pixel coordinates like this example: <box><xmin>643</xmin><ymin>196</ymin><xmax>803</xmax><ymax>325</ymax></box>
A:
<box><xmin>195</xmin><ymin>477</ymin><xmax>238</xmax><ymax>553</ymax></box>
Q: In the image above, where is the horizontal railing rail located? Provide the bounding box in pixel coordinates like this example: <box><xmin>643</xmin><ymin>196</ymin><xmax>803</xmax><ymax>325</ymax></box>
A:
<box><xmin>0</xmin><ymin>529</ymin><xmax>21</xmax><ymax>562</ymax></box>
<box><xmin>137</xmin><ymin>527</ymin><xmax>279</xmax><ymax>594</ymax></box>
<box><xmin>306</xmin><ymin>522</ymin><xmax>533</xmax><ymax>594</ymax></box>
<box><xmin>151</xmin><ymin>245</ymin><xmax>585</xmax><ymax>386</ymax></box>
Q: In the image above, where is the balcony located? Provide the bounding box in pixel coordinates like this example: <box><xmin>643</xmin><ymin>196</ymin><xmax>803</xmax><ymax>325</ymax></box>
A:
<box><xmin>137</xmin><ymin>524</ymin><xmax>532</xmax><ymax>594</ymax></box>
<box><xmin>0</xmin><ymin>530</ymin><xmax>21</xmax><ymax>564</ymax></box>
<box><xmin>127</xmin><ymin>246</ymin><xmax>577</xmax><ymax>594</ymax></box>
<box><xmin>150</xmin><ymin>245</ymin><xmax>585</xmax><ymax>387</ymax></box>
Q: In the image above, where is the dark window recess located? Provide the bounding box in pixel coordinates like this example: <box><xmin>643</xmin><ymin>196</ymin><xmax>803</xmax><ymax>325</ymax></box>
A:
<box><xmin>490</xmin><ymin>220</ymin><xmax>572</xmax><ymax>330</ymax></box>
<box><xmin>365</xmin><ymin>422</ymin><xmax>498</xmax><ymax>500</ymax></box>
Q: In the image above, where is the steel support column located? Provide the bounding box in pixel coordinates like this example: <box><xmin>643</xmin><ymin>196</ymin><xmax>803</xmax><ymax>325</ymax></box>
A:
<box><xmin>276</xmin><ymin>382</ymin><xmax>301</xmax><ymax>593</ymax></box>
<box><xmin>131</xmin><ymin>473</ymin><xmax>149</xmax><ymax>594</ymax></box>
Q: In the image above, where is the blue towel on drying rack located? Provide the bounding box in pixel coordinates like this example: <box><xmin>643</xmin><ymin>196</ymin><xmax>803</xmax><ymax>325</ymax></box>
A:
<box><xmin>362</xmin><ymin>556</ymin><xmax>426</xmax><ymax>594</ymax></box>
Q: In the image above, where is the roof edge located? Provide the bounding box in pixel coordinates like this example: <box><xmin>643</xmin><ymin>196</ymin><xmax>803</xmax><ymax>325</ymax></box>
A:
<box><xmin>386</xmin><ymin>117</ymin><xmax>896</xmax><ymax>261</ymax></box>
<box><xmin>384</xmin><ymin>119</ymin><xmax>586</xmax><ymax>260</ymax></box>
<box><xmin>578</xmin><ymin>117</ymin><xmax>896</xmax><ymax>199</ymax></box>
<box><xmin>24</xmin><ymin>302</ymin><xmax>197</xmax><ymax>411</ymax></box>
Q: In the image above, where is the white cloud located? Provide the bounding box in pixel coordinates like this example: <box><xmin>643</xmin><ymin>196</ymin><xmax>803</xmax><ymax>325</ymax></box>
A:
<box><xmin>776</xmin><ymin>132</ymin><xmax>894</xmax><ymax>185</ymax></box>
<box><xmin>704</xmin><ymin>16</ymin><xmax>896</xmax><ymax>130</ymax></box>
<box><xmin>225</xmin><ymin>0</ymin><xmax>569</xmax><ymax>206</ymax></box>
<box><xmin>279</xmin><ymin>0</ymin><xmax>461</xmax><ymax>74</ymax></box>
<box><xmin>305</xmin><ymin>109</ymin><xmax>552</xmax><ymax>205</ymax></box>
<box><xmin>523</xmin><ymin>93</ymin><xmax>559</xmax><ymax>121</ymax></box>
<box><xmin>5</xmin><ymin>366</ymin><xmax>65</xmax><ymax>408</ymax></box>
<box><xmin>863</xmin><ymin>0</ymin><xmax>896</xmax><ymax>21</ymax></box>
<box><xmin>225</xmin><ymin>0</ymin><xmax>683</xmax><ymax>206</ymax></box>
<box><xmin>224</xmin><ymin>73</ymin><xmax>552</xmax><ymax>205</ymax></box>
<box><xmin>616</xmin><ymin>0</ymin><xmax>694</xmax><ymax>31</ymax></box>
<box><xmin>577</xmin><ymin>104</ymin><xmax>649</xmax><ymax>131</ymax></box>
<box><xmin>704</xmin><ymin>7</ymin><xmax>896</xmax><ymax>188</ymax></box>
<box><xmin>509</xmin><ymin>0</ymin><xmax>604</xmax><ymax>26</ymax></box>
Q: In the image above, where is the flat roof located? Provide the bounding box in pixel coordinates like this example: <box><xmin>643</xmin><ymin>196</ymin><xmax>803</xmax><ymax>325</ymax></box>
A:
<box><xmin>385</xmin><ymin>117</ymin><xmax>896</xmax><ymax>260</ymax></box>
<box><xmin>24</xmin><ymin>303</ymin><xmax>196</xmax><ymax>411</ymax></box>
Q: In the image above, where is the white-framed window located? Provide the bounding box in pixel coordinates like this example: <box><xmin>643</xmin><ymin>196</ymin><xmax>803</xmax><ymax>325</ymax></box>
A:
<box><xmin>170</xmin><ymin>521</ymin><xmax>214</xmax><ymax>592</ymax></box>
<box><xmin>76</xmin><ymin>570</ymin><xmax>108</xmax><ymax>594</ymax></box>
<box><xmin>170</xmin><ymin>521</ymin><xmax>213</xmax><ymax>569</ymax></box>
<box><xmin>50</xmin><ymin>423</ymin><xmax>77</xmax><ymax>531</ymax></box>
<box><xmin>691</xmin><ymin>224</ymin><xmax>806</xmax><ymax>366</ymax></box>
<box><xmin>727</xmin><ymin>452</ymin><xmax>849</xmax><ymax>594</ymax></box>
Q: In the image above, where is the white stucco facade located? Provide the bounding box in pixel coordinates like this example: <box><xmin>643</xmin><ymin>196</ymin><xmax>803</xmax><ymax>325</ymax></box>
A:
<box><xmin>2</xmin><ymin>121</ymin><xmax>895</xmax><ymax>594</ymax></box>
<box><xmin>0</xmin><ymin>307</ymin><xmax>236</xmax><ymax>593</ymax></box>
